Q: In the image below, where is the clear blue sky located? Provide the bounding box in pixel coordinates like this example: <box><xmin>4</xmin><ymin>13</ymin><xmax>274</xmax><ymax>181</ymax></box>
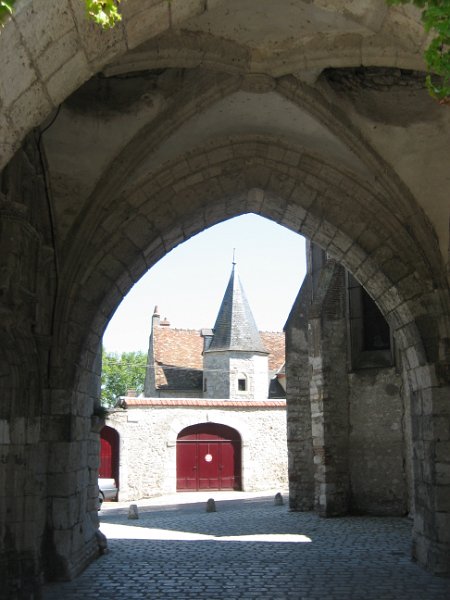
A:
<box><xmin>102</xmin><ymin>214</ymin><xmax>307</xmax><ymax>353</ymax></box>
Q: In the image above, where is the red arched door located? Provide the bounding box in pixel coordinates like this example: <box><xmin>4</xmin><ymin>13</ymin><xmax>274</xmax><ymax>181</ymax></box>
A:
<box><xmin>177</xmin><ymin>423</ymin><xmax>241</xmax><ymax>491</ymax></box>
<box><xmin>99</xmin><ymin>425</ymin><xmax>119</xmax><ymax>486</ymax></box>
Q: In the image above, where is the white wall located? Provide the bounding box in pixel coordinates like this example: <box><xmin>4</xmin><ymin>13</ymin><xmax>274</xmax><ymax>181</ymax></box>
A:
<box><xmin>107</xmin><ymin>404</ymin><xmax>288</xmax><ymax>500</ymax></box>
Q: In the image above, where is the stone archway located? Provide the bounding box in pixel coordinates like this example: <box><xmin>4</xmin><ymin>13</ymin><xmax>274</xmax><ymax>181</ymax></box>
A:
<box><xmin>59</xmin><ymin>136</ymin><xmax>448</xmax><ymax>576</ymax></box>
<box><xmin>0</xmin><ymin>3</ymin><xmax>430</xmax><ymax>171</ymax></box>
<box><xmin>0</xmin><ymin>131</ymin><xmax>444</xmax><ymax>586</ymax></box>
<box><xmin>1</xmin><ymin>3</ymin><xmax>449</xmax><ymax>594</ymax></box>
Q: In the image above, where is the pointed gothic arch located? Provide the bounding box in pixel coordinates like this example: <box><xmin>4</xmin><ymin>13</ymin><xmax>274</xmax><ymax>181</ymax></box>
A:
<box><xmin>1</xmin><ymin>4</ymin><xmax>449</xmax><ymax>590</ymax></box>
<box><xmin>60</xmin><ymin>139</ymin><xmax>448</xmax><ymax>574</ymax></box>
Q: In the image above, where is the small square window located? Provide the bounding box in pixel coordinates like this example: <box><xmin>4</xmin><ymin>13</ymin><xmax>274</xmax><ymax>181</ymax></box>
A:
<box><xmin>238</xmin><ymin>378</ymin><xmax>247</xmax><ymax>391</ymax></box>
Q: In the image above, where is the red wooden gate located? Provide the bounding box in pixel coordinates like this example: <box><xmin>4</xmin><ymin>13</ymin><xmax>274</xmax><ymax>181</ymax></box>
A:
<box><xmin>99</xmin><ymin>425</ymin><xmax>119</xmax><ymax>485</ymax></box>
<box><xmin>176</xmin><ymin>423</ymin><xmax>241</xmax><ymax>491</ymax></box>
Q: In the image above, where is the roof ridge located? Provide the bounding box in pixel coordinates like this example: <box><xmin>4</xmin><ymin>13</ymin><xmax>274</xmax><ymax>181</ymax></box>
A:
<box><xmin>157</xmin><ymin>327</ymin><xmax>201</xmax><ymax>332</ymax></box>
<box><xmin>260</xmin><ymin>330</ymin><xmax>284</xmax><ymax>334</ymax></box>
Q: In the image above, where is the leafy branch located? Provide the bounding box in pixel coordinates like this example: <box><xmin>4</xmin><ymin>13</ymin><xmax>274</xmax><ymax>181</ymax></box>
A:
<box><xmin>1</xmin><ymin>0</ymin><xmax>123</xmax><ymax>29</ymax></box>
<box><xmin>85</xmin><ymin>0</ymin><xmax>122</xmax><ymax>29</ymax></box>
<box><xmin>0</xmin><ymin>0</ymin><xmax>14</xmax><ymax>23</ymax></box>
<box><xmin>387</xmin><ymin>0</ymin><xmax>450</xmax><ymax>102</ymax></box>
<box><xmin>101</xmin><ymin>350</ymin><xmax>147</xmax><ymax>407</ymax></box>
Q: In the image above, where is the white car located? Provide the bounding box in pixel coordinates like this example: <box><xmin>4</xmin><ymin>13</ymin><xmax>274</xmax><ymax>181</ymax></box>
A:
<box><xmin>98</xmin><ymin>478</ymin><xmax>118</xmax><ymax>506</ymax></box>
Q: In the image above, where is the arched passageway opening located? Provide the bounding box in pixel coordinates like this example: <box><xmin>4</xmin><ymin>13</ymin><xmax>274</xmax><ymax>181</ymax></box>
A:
<box><xmin>1</xmin><ymin>4</ymin><xmax>449</xmax><ymax>592</ymax></box>
<box><xmin>177</xmin><ymin>423</ymin><xmax>242</xmax><ymax>491</ymax></box>
<box><xmin>62</xmin><ymin>136</ymin><xmax>449</xmax><ymax>578</ymax></box>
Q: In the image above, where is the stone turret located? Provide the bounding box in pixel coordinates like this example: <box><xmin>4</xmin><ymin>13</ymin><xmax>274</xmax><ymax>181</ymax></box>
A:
<box><xmin>203</xmin><ymin>262</ymin><xmax>269</xmax><ymax>399</ymax></box>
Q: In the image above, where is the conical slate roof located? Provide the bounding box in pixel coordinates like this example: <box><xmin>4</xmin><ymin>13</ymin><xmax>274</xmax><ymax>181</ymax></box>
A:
<box><xmin>205</xmin><ymin>264</ymin><xmax>268</xmax><ymax>354</ymax></box>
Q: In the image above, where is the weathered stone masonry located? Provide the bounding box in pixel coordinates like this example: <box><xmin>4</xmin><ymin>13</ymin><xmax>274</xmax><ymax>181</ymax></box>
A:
<box><xmin>285</xmin><ymin>244</ymin><xmax>410</xmax><ymax>519</ymax></box>
<box><xmin>107</xmin><ymin>402</ymin><xmax>288</xmax><ymax>500</ymax></box>
<box><xmin>0</xmin><ymin>2</ymin><xmax>449</xmax><ymax>595</ymax></box>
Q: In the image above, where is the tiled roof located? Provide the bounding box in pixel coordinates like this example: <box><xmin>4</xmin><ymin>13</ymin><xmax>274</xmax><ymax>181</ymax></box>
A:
<box><xmin>206</xmin><ymin>264</ymin><xmax>268</xmax><ymax>354</ymax></box>
<box><xmin>152</xmin><ymin>327</ymin><xmax>285</xmax><ymax>391</ymax></box>
<box><xmin>260</xmin><ymin>331</ymin><xmax>285</xmax><ymax>372</ymax></box>
<box><xmin>153</xmin><ymin>327</ymin><xmax>203</xmax><ymax>390</ymax></box>
<box><xmin>123</xmin><ymin>397</ymin><xmax>286</xmax><ymax>408</ymax></box>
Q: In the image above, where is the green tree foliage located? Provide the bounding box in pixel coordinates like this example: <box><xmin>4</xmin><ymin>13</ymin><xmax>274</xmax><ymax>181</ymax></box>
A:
<box><xmin>387</xmin><ymin>1</ymin><xmax>450</xmax><ymax>101</ymax></box>
<box><xmin>0</xmin><ymin>0</ymin><xmax>14</xmax><ymax>22</ymax></box>
<box><xmin>101</xmin><ymin>349</ymin><xmax>147</xmax><ymax>406</ymax></box>
<box><xmin>85</xmin><ymin>0</ymin><xmax>122</xmax><ymax>28</ymax></box>
<box><xmin>1</xmin><ymin>0</ymin><xmax>123</xmax><ymax>28</ymax></box>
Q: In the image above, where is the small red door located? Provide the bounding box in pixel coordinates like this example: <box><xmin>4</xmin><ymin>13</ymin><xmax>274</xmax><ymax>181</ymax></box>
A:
<box><xmin>176</xmin><ymin>423</ymin><xmax>241</xmax><ymax>491</ymax></box>
<box><xmin>100</xmin><ymin>437</ymin><xmax>112</xmax><ymax>477</ymax></box>
<box><xmin>99</xmin><ymin>426</ymin><xmax>119</xmax><ymax>485</ymax></box>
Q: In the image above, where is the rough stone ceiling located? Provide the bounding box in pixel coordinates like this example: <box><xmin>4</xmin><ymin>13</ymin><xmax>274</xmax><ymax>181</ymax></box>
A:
<box><xmin>33</xmin><ymin>0</ymin><xmax>449</xmax><ymax>261</ymax></box>
<box><xmin>0</xmin><ymin>0</ymin><xmax>432</xmax><ymax>173</ymax></box>
<box><xmin>104</xmin><ymin>0</ymin><xmax>426</xmax><ymax>77</ymax></box>
<box><xmin>43</xmin><ymin>69</ymin><xmax>372</xmax><ymax>243</ymax></box>
<box><xmin>182</xmin><ymin>0</ymin><xmax>368</xmax><ymax>48</ymax></box>
<box><xmin>130</xmin><ymin>89</ymin><xmax>370</xmax><ymax>186</ymax></box>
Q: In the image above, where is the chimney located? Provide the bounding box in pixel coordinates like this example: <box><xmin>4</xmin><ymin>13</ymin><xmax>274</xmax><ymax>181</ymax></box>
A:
<box><xmin>152</xmin><ymin>305</ymin><xmax>160</xmax><ymax>328</ymax></box>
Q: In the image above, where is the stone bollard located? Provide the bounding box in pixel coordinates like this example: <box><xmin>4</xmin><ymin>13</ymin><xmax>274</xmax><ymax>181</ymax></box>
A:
<box><xmin>206</xmin><ymin>498</ymin><xmax>216</xmax><ymax>512</ymax></box>
<box><xmin>274</xmin><ymin>492</ymin><xmax>284</xmax><ymax>506</ymax></box>
<box><xmin>95</xmin><ymin>529</ymin><xmax>108</xmax><ymax>555</ymax></box>
<box><xmin>128</xmin><ymin>504</ymin><xmax>139</xmax><ymax>519</ymax></box>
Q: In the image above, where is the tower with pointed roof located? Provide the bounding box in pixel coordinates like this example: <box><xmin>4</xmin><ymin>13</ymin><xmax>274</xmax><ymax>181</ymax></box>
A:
<box><xmin>202</xmin><ymin>262</ymin><xmax>270</xmax><ymax>399</ymax></box>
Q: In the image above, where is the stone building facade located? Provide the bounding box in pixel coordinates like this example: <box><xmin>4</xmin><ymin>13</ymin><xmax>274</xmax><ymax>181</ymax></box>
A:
<box><xmin>106</xmin><ymin>263</ymin><xmax>288</xmax><ymax>499</ymax></box>
<box><xmin>285</xmin><ymin>242</ymin><xmax>409</xmax><ymax>518</ymax></box>
<box><xmin>107</xmin><ymin>401</ymin><xmax>288</xmax><ymax>500</ymax></box>
<box><xmin>1</xmin><ymin>3</ymin><xmax>449</xmax><ymax>595</ymax></box>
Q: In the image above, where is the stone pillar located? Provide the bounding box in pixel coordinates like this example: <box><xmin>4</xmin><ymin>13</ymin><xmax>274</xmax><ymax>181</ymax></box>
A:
<box><xmin>0</xmin><ymin>198</ymin><xmax>47</xmax><ymax>598</ymax></box>
<box><xmin>411</xmin><ymin>378</ymin><xmax>450</xmax><ymax>575</ymax></box>
<box><xmin>309</xmin><ymin>263</ymin><xmax>350</xmax><ymax>517</ymax></box>
<box><xmin>285</xmin><ymin>275</ymin><xmax>314</xmax><ymax>510</ymax></box>
<box><xmin>43</xmin><ymin>344</ymin><xmax>103</xmax><ymax>581</ymax></box>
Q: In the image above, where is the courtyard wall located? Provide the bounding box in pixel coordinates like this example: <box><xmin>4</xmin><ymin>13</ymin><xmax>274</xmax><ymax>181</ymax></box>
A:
<box><xmin>106</xmin><ymin>402</ymin><xmax>288</xmax><ymax>500</ymax></box>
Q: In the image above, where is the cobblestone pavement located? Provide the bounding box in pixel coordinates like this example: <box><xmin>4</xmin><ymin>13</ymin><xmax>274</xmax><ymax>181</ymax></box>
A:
<box><xmin>43</xmin><ymin>491</ymin><xmax>450</xmax><ymax>600</ymax></box>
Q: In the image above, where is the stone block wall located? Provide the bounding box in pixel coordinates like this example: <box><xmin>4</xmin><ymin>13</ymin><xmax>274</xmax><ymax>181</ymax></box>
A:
<box><xmin>0</xmin><ymin>136</ymin><xmax>56</xmax><ymax>597</ymax></box>
<box><xmin>308</xmin><ymin>264</ymin><xmax>350</xmax><ymax>517</ymax></box>
<box><xmin>285</xmin><ymin>247</ymin><xmax>410</xmax><ymax>519</ymax></box>
<box><xmin>285</xmin><ymin>274</ymin><xmax>314</xmax><ymax>511</ymax></box>
<box><xmin>229</xmin><ymin>354</ymin><xmax>269</xmax><ymax>400</ymax></box>
<box><xmin>0</xmin><ymin>130</ymin><xmax>105</xmax><ymax>593</ymax></box>
<box><xmin>43</xmin><ymin>349</ymin><xmax>103</xmax><ymax>583</ymax></box>
<box><xmin>106</xmin><ymin>404</ymin><xmax>288</xmax><ymax>500</ymax></box>
<box><xmin>203</xmin><ymin>353</ymin><xmax>231</xmax><ymax>399</ymax></box>
<box><xmin>349</xmin><ymin>368</ymin><xmax>406</xmax><ymax>515</ymax></box>
<box><xmin>203</xmin><ymin>352</ymin><xmax>269</xmax><ymax>400</ymax></box>
<box><xmin>0</xmin><ymin>135</ymin><xmax>102</xmax><ymax>591</ymax></box>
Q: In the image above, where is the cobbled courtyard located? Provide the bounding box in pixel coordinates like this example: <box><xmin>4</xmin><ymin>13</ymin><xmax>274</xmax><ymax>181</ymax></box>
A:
<box><xmin>43</xmin><ymin>492</ymin><xmax>450</xmax><ymax>600</ymax></box>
